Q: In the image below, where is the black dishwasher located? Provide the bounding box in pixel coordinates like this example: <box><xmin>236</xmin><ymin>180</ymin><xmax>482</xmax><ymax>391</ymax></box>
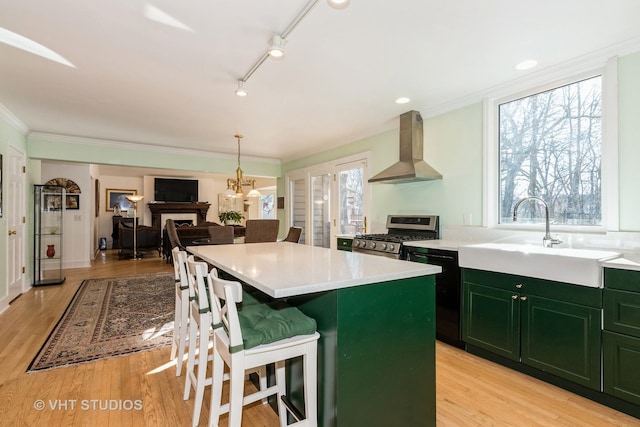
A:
<box><xmin>404</xmin><ymin>246</ymin><xmax>464</xmax><ymax>349</ymax></box>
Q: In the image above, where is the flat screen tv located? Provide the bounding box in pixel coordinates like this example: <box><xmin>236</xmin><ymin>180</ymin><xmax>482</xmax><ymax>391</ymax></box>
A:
<box><xmin>154</xmin><ymin>178</ymin><xmax>198</xmax><ymax>202</ymax></box>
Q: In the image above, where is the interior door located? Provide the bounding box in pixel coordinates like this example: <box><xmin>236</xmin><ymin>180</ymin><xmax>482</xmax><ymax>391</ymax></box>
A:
<box><xmin>7</xmin><ymin>146</ymin><xmax>26</xmax><ymax>300</ymax></box>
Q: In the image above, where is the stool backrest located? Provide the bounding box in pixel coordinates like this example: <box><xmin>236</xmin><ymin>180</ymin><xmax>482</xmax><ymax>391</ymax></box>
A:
<box><xmin>209</xmin><ymin>276</ymin><xmax>244</xmax><ymax>352</ymax></box>
<box><xmin>172</xmin><ymin>246</ymin><xmax>189</xmax><ymax>288</ymax></box>
<box><xmin>186</xmin><ymin>255</ymin><xmax>211</xmax><ymax>313</ymax></box>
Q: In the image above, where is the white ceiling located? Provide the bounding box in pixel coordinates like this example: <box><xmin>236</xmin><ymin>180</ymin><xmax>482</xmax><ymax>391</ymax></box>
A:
<box><xmin>1</xmin><ymin>0</ymin><xmax>640</xmax><ymax>162</ymax></box>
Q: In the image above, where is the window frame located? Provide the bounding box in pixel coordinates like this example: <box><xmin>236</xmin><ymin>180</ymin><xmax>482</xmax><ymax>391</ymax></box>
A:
<box><xmin>483</xmin><ymin>59</ymin><xmax>619</xmax><ymax>233</ymax></box>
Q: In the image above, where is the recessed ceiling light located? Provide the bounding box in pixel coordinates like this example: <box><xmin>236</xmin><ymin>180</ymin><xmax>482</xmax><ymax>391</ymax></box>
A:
<box><xmin>515</xmin><ymin>59</ymin><xmax>538</xmax><ymax>71</ymax></box>
<box><xmin>327</xmin><ymin>0</ymin><xmax>350</xmax><ymax>9</ymax></box>
<box><xmin>395</xmin><ymin>97</ymin><xmax>410</xmax><ymax>104</ymax></box>
<box><xmin>0</xmin><ymin>26</ymin><xmax>75</xmax><ymax>67</ymax></box>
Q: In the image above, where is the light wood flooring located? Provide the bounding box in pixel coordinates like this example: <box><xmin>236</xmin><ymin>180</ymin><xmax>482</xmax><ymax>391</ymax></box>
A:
<box><xmin>0</xmin><ymin>250</ymin><xmax>638</xmax><ymax>426</ymax></box>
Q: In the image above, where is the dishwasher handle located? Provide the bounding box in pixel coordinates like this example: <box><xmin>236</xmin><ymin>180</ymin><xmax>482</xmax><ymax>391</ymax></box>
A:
<box><xmin>408</xmin><ymin>252</ymin><xmax>456</xmax><ymax>262</ymax></box>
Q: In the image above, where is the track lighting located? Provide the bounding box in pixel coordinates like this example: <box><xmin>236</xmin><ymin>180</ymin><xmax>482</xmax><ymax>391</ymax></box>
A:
<box><xmin>235</xmin><ymin>80</ymin><xmax>248</xmax><ymax>97</ymax></box>
<box><xmin>234</xmin><ymin>0</ymin><xmax>349</xmax><ymax>95</ymax></box>
<box><xmin>327</xmin><ymin>0</ymin><xmax>350</xmax><ymax>9</ymax></box>
<box><xmin>268</xmin><ymin>35</ymin><xmax>285</xmax><ymax>58</ymax></box>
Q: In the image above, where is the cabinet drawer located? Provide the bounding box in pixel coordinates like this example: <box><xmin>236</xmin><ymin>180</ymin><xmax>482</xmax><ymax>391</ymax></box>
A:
<box><xmin>603</xmin><ymin>331</ymin><xmax>640</xmax><ymax>405</ymax></box>
<box><xmin>604</xmin><ymin>268</ymin><xmax>640</xmax><ymax>292</ymax></box>
<box><xmin>604</xmin><ymin>289</ymin><xmax>640</xmax><ymax>338</ymax></box>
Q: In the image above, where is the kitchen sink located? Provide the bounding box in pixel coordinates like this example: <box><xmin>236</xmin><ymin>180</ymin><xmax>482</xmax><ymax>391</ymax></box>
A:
<box><xmin>458</xmin><ymin>243</ymin><xmax>621</xmax><ymax>288</ymax></box>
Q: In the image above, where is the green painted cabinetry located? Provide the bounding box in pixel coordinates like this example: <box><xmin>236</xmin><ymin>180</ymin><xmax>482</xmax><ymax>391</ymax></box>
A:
<box><xmin>336</xmin><ymin>237</ymin><xmax>352</xmax><ymax>251</ymax></box>
<box><xmin>462</xmin><ymin>269</ymin><xmax>602</xmax><ymax>390</ymax></box>
<box><xmin>603</xmin><ymin>268</ymin><xmax>640</xmax><ymax>405</ymax></box>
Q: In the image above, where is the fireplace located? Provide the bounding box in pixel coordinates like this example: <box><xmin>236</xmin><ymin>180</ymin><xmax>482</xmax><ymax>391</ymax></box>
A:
<box><xmin>147</xmin><ymin>202</ymin><xmax>211</xmax><ymax>229</ymax></box>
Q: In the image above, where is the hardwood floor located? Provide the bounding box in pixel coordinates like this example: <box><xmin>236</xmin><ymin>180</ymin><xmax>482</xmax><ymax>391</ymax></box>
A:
<box><xmin>0</xmin><ymin>250</ymin><xmax>638</xmax><ymax>426</ymax></box>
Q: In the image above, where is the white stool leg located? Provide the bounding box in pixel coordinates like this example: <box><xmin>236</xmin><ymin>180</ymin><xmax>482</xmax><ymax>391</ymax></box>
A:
<box><xmin>183</xmin><ymin>317</ymin><xmax>198</xmax><ymax>400</ymax></box>
<box><xmin>304</xmin><ymin>342</ymin><xmax>318</xmax><ymax>427</ymax></box>
<box><xmin>228</xmin><ymin>360</ymin><xmax>246</xmax><ymax>427</ymax></box>
<box><xmin>275</xmin><ymin>360</ymin><xmax>288</xmax><ymax>427</ymax></box>
<box><xmin>191</xmin><ymin>322</ymin><xmax>210</xmax><ymax>427</ymax></box>
<box><xmin>170</xmin><ymin>290</ymin><xmax>180</xmax><ymax>364</ymax></box>
<box><xmin>208</xmin><ymin>349</ymin><xmax>225</xmax><ymax>427</ymax></box>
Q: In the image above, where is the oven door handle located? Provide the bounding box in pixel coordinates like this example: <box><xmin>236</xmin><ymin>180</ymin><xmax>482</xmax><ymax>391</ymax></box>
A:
<box><xmin>409</xmin><ymin>253</ymin><xmax>456</xmax><ymax>262</ymax></box>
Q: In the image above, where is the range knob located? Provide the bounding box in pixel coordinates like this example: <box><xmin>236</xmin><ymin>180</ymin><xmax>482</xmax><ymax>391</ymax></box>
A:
<box><xmin>370</xmin><ymin>242</ymin><xmax>376</xmax><ymax>249</ymax></box>
<box><xmin>354</xmin><ymin>240</ymin><xmax>362</xmax><ymax>247</ymax></box>
<box><xmin>388</xmin><ymin>244</ymin><xmax>395</xmax><ymax>252</ymax></box>
<box><xmin>380</xmin><ymin>243</ymin><xmax>387</xmax><ymax>250</ymax></box>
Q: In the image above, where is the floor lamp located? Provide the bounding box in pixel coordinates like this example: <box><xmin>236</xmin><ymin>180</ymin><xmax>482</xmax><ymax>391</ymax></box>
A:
<box><xmin>125</xmin><ymin>195</ymin><xmax>144</xmax><ymax>259</ymax></box>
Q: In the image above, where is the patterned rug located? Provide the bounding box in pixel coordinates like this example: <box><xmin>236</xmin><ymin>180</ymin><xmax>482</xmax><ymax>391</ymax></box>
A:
<box><xmin>27</xmin><ymin>273</ymin><xmax>174</xmax><ymax>372</ymax></box>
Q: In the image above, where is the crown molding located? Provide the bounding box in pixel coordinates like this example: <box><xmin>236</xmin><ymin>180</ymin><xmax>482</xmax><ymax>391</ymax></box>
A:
<box><xmin>0</xmin><ymin>103</ymin><xmax>29</xmax><ymax>134</ymax></box>
<box><xmin>27</xmin><ymin>132</ymin><xmax>281</xmax><ymax>164</ymax></box>
<box><xmin>419</xmin><ymin>36</ymin><xmax>640</xmax><ymax>119</ymax></box>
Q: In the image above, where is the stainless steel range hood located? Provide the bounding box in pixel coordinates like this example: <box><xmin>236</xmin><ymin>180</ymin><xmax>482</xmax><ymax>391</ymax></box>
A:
<box><xmin>368</xmin><ymin>110</ymin><xmax>442</xmax><ymax>183</ymax></box>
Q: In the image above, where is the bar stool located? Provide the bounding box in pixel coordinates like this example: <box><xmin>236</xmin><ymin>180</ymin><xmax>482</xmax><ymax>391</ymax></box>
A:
<box><xmin>184</xmin><ymin>257</ymin><xmax>269</xmax><ymax>427</ymax></box>
<box><xmin>183</xmin><ymin>255</ymin><xmax>215</xmax><ymax>427</ymax></box>
<box><xmin>169</xmin><ymin>247</ymin><xmax>190</xmax><ymax>376</ymax></box>
<box><xmin>208</xmin><ymin>275</ymin><xmax>320</xmax><ymax>427</ymax></box>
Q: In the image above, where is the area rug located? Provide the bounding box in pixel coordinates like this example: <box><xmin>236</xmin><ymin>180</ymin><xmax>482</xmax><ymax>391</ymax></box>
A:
<box><xmin>27</xmin><ymin>273</ymin><xmax>174</xmax><ymax>372</ymax></box>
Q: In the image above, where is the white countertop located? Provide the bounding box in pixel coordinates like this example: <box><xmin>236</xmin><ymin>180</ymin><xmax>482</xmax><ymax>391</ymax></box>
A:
<box><xmin>404</xmin><ymin>240</ymin><xmax>468</xmax><ymax>251</ymax></box>
<box><xmin>602</xmin><ymin>254</ymin><xmax>640</xmax><ymax>272</ymax></box>
<box><xmin>187</xmin><ymin>242</ymin><xmax>441</xmax><ymax>298</ymax></box>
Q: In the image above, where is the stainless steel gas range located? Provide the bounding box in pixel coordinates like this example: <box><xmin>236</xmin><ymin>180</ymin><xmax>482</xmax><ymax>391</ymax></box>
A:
<box><xmin>351</xmin><ymin>215</ymin><xmax>439</xmax><ymax>259</ymax></box>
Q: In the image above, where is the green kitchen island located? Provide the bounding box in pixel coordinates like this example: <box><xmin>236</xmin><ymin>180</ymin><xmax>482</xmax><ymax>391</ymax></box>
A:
<box><xmin>188</xmin><ymin>242</ymin><xmax>440</xmax><ymax>427</ymax></box>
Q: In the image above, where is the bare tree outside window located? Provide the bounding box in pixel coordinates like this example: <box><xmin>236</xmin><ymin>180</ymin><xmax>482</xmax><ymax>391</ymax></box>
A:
<box><xmin>498</xmin><ymin>75</ymin><xmax>602</xmax><ymax>226</ymax></box>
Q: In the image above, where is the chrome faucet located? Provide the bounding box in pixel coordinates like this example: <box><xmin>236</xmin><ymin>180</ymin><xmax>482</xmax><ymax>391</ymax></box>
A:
<box><xmin>513</xmin><ymin>196</ymin><xmax>562</xmax><ymax>248</ymax></box>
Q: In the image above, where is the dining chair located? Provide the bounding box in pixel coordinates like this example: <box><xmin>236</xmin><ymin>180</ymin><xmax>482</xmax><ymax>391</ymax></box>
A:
<box><xmin>243</xmin><ymin>219</ymin><xmax>280</xmax><ymax>243</ymax></box>
<box><xmin>208</xmin><ymin>225</ymin><xmax>235</xmax><ymax>244</ymax></box>
<box><xmin>283</xmin><ymin>226</ymin><xmax>303</xmax><ymax>243</ymax></box>
<box><xmin>208</xmin><ymin>275</ymin><xmax>320</xmax><ymax>427</ymax></box>
<box><xmin>170</xmin><ymin>247</ymin><xmax>190</xmax><ymax>377</ymax></box>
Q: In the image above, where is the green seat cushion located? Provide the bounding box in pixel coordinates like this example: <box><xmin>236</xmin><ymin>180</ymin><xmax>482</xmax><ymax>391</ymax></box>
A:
<box><xmin>237</xmin><ymin>303</ymin><xmax>317</xmax><ymax>351</ymax></box>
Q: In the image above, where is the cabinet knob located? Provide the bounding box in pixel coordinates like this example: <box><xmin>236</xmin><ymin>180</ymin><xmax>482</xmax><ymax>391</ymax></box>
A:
<box><xmin>512</xmin><ymin>295</ymin><xmax>518</xmax><ymax>300</ymax></box>
<box><xmin>520</xmin><ymin>296</ymin><xmax>528</xmax><ymax>301</ymax></box>
<box><xmin>515</xmin><ymin>283</ymin><xmax>523</xmax><ymax>289</ymax></box>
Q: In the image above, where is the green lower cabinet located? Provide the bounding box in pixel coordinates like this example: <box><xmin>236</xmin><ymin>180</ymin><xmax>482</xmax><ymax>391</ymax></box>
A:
<box><xmin>463</xmin><ymin>282</ymin><xmax>520</xmax><ymax>360</ymax></box>
<box><xmin>336</xmin><ymin>237</ymin><xmax>352</xmax><ymax>252</ymax></box>
<box><xmin>462</xmin><ymin>269</ymin><xmax>602</xmax><ymax>390</ymax></box>
<box><xmin>520</xmin><ymin>294</ymin><xmax>601</xmax><ymax>389</ymax></box>
<box><xmin>603</xmin><ymin>331</ymin><xmax>640</xmax><ymax>405</ymax></box>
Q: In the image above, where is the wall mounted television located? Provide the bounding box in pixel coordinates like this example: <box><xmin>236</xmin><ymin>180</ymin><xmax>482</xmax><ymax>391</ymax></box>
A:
<box><xmin>154</xmin><ymin>178</ymin><xmax>199</xmax><ymax>202</ymax></box>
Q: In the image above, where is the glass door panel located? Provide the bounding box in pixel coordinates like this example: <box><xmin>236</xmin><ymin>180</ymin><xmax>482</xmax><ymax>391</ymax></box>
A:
<box><xmin>311</xmin><ymin>173</ymin><xmax>331</xmax><ymax>248</ymax></box>
<box><xmin>336</xmin><ymin>160</ymin><xmax>367</xmax><ymax>235</ymax></box>
<box><xmin>290</xmin><ymin>177</ymin><xmax>307</xmax><ymax>244</ymax></box>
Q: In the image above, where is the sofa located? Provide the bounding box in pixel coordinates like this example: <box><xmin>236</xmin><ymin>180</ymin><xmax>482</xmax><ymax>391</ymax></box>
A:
<box><xmin>162</xmin><ymin>222</ymin><xmax>246</xmax><ymax>262</ymax></box>
<box><xmin>118</xmin><ymin>223</ymin><xmax>161</xmax><ymax>259</ymax></box>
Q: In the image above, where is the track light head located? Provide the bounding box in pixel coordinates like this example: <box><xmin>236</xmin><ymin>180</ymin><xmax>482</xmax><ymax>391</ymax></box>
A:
<box><xmin>235</xmin><ymin>80</ymin><xmax>247</xmax><ymax>97</ymax></box>
<box><xmin>268</xmin><ymin>35</ymin><xmax>285</xmax><ymax>58</ymax></box>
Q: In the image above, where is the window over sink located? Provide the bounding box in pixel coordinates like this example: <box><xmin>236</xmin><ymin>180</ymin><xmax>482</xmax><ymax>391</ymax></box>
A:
<box><xmin>484</xmin><ymin>58</ymin><xmax>619</xmax><ymax>232</ymax></box>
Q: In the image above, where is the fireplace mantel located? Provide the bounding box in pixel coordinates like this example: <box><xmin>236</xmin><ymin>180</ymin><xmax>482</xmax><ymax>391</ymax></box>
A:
<box><xmin>148</xmin><ymin>202</ymin><xmax>211</xmax><ymax>229</ymax></box>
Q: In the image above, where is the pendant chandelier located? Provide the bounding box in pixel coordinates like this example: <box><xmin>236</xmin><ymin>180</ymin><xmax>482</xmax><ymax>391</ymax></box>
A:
<box><xmin>224</xmin><ymin>134</ymin><xmax>261</xmax><ymax>198</ymax></box>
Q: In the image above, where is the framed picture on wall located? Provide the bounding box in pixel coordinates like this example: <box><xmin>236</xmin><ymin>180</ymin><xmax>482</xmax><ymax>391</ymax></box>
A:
<box><xmin>106</xmin><ymin>189</ymin><xmax>136</xmax><ymax>212</ymax></box>
<box><xmin>66</xmin><ymin>194</ymin><xmax>80</xmax><ymax>210</ymax></box>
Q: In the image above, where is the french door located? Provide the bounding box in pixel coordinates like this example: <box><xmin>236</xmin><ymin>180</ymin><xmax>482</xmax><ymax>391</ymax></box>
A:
<box><xmin>287</xmin><ymin>154</ymin><xmax>369</xmax><ymax>249</ymax></box>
